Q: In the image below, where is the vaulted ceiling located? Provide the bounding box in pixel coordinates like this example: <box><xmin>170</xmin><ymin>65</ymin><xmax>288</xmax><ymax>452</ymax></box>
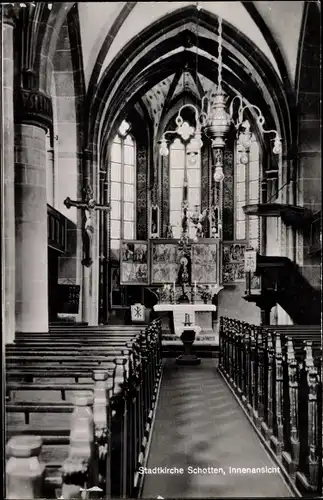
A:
<box><xmin>45</xmin><ymin>1</ymin><xmax>311</xmax><ymax>152</ymax></box>
<box><xmin>78</xmin><ymin>1</ymin><xmax>304</xmax><ymax>89</ymax></box>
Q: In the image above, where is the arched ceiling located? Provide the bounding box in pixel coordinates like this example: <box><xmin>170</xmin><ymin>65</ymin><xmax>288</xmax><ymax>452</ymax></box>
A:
<box><xmin>44</xmin><ymin>0</ymin><xmax>307</xmax><ymax>158</ymax></box>
<box><xmin>253</xmin><ymin>1</ymin><xmax>304</xmax><ymax>83</ymax></box>
<box><xmin>78</xmin><ymin>1</ymin><xmax>304</xmax><ymax>91</ymax></box>
<box><xmin>35</xmin><ymin>0</ymin><xmax>308</xmax><ymax>158</ymax></box>
<box><xmin>90</xmin><ymin>12</ymin><xmax>290</xmax><ymax>151</ymax></box>
<box><xmin>77</xmin><ymin>2</ymin><xmax>126</xmax><ymax>89</ymax></box>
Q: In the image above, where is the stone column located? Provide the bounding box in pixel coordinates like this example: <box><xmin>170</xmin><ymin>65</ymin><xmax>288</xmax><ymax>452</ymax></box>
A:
<box><xmin>2</xmin><ymin>9</ymin><xmax>16</xmax><ymax>344</ymax></box>
<box><xmin>82</xmin><ymin>149</ymin><xmax>93</xmax><ymax>325</ymax></box>
<box><xmin>14</xmin><ymin>89</ymin><xmax>53</xmax><ymax>332</ymax></box>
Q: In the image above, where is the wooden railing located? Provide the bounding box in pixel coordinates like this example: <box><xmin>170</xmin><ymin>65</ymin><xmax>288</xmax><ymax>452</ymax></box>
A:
<box><xmin>218</xmin><ymin>317</ymin><xmax>322</xmax><ymax>497</ymax></box>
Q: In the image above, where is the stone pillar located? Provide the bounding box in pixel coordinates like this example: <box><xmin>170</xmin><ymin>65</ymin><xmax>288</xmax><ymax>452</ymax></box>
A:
<box><xmin>2</xmin><ymin>9</ymin><xmax>16</xmax><ymax>344</ymax></box>
<box><xmin>82</xmin><ymin>149</ymin><xmax>93</xmax><ymax>325</ymax></box>
<box><xmin>14</xmin><ymin>89</ymin><xmax>53</xmax><ymax>333</ymax></box>
<box><xmin>260</xmin><ymin>308</ymin><xmax>271</xmax><ymax>326</ymax></box>
<box><xmin>82</xmin><ymin>266</ymin><xmax>91</xmax><ymax>325</ymax></box>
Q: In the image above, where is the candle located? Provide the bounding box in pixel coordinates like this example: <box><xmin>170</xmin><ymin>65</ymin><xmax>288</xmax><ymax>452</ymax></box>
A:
<box><xmin>173</xmin><ymin>281</ymin><xmax>176</xmax><ymax>297</ymax></box>
<box><xmin>194</xmin><ymin>280</ymin><xmax>197</xmax><ymax>297</ymax></box>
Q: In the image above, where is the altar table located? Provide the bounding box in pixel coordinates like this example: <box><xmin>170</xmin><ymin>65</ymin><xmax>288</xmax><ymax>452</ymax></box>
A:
<box><xmin>153</xmin><ymin>303</ymin><xmax>216</xmax><ymax>339</ymax></box>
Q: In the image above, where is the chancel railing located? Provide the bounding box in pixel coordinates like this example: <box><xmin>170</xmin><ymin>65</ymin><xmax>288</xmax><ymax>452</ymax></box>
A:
<box><xmin>218</xmin><ymin>317</ymin><xmax>322</xmax><ymax>497</ymax></box>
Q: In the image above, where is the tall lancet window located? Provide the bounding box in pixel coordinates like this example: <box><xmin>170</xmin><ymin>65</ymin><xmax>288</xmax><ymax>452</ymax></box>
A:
<box><xmin>169</xmin><ymin>138</ymin><xmax>201</xmax><ymax>239</ymax></box>
<box><xmin>235</xmin><ymin>133</ymin><xmax>260</xmax><ymax>250</ymax></box>
<box><xmin>110</xmin><ymin>121</ymin><xmax>136</xmax><ymax>254</ymax></box>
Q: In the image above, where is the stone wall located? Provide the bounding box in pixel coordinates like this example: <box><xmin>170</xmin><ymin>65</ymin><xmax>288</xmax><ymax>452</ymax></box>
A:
<box><xmin>218</xmin><ymin>283</ymin><xmax>260</xmax><ymax>325</ymax></box>
<box><xmin>297</xmin><ymin>3</ymin><xmax>321</xmax><ymax>289</ymax></box>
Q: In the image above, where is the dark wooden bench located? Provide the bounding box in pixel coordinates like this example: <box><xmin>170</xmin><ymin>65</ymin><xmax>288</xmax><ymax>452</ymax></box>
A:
<box><xmin>14</xmin><ymin>335</ymin><xmax>136</xmax><ymax>343</ymax></box>
<box><xmin>6</xmin><ymin>319</ymin><xmax>163</xmax><ymax>498</ymax></box>
<box><xmin>16</xmin><ymin>330</ymin><xmax>142</xmax><ymax>339</ymax></box>
<box><xmin>6</xmin><ymin>345</ymin><xmax>132</xmax><ymax>353</ymax></box>
<box><xmin>48</xmin><ymin>325</ymin><xmax>144</xmax><ymax>331</ymax></box>
<box><xmin>264</xmin><ymin>325</ymin><xmax>320</xmax><ymax>337</ymax></box>
<box><xmin>263</xmin><ymin>326</ymin><xmax>322</xmax><ymax>363</ymax></box>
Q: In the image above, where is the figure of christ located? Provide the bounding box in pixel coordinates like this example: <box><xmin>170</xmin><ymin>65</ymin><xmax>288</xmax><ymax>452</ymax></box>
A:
<box><xmin>82</xmin><ymin>206</ymin><xmax>95</xmax><ymax>267</ymax></box>
<box><xmin>64</xmin><ymin>188</ymin><xmax>110</xmax><ymax>268</ymax></box>
<box><xmin>177</xmin><ymin>255</ymin><xmax>192</xmax><ymax>303</ymax></box>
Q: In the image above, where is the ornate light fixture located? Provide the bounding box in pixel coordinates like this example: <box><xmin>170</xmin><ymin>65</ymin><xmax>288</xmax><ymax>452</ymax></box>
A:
<box><xmin>159</xmin><ymin>15</ymin><xmax>282</xmax><ymax>183</ymax></box>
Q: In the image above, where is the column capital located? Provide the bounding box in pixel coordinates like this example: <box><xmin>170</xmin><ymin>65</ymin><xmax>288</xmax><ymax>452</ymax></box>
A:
<box><xmin>14</xmin><ymin>88</ymin><xmax>53</xmax><ymax>133</ymax></box>
<box><xmin>2</xmin><ymin>5</ymin><xmax>20</xmax><ymax>27</ymax></box>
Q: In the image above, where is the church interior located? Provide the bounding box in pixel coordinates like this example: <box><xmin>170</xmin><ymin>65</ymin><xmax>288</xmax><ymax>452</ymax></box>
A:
<box><xmin>2</xmin><ymin>1</ymin><xmax>322</xmax><ymax>499</ymax></box>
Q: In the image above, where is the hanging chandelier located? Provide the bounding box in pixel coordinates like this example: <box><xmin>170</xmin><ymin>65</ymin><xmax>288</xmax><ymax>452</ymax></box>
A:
<box><xmin>159</xmin><ymin>15</ymin><xmax>282</xmax><ymax>182</ymax></box>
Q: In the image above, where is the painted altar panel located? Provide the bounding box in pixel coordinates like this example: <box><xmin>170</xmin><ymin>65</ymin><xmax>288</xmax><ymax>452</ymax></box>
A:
<box><xmin>191</xmin><ymin>240</ymin><xmax>218</xmax><ymax>284</ymax></box>
<box><xmin>150</xmin><ymin>239</ymin><xmax>220</xmax><ymax>285</ymax></box>
<box><xmin>150</xmin><ymin>239</ymin><xmax>178</xmax><ymax>284</ymax></box>
<box><xmin>120</xmin><ymin>240</ymin><xmax>149</xmax><ymax>284</ymax></box>
<box><xmin>222</xmin><ymin>242</ymin><xmax>246</xmax><ymax>283</ymax></box>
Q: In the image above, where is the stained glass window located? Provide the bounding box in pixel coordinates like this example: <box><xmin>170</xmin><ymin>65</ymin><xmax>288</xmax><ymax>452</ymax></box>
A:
<box><xmin>169</xmin><ymin>138</ymin><xmax>201</xmax><ymax>239</ymax></box>
<box><xmin>110</xmin><ymin>121</ymin><xmax>136</xmax><ymax>254</ymax></box>
<box><xmin>235</xmin><ymin>142</ymin><xmax>246</xmax><ymax>240</ymax></box>
<box><xmin>235</xmin><ymin>134</ymin><xmax>260</xmax><ymax>250</ymax></box>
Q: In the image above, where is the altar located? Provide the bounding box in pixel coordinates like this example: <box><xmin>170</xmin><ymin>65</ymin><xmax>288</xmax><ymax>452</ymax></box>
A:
<box><xmin>154</xmin><ymin>302</ymin><xmax>217</xmax><ymax>364</ymax></box>
<box><xmin>154</xmin><ymin>303</ymin><xmax>215</xmax><ymax>334</ymax></box>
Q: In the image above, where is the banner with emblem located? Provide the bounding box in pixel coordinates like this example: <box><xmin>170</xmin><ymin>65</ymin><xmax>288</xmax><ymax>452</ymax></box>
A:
<box><xmin>131</xmin><ymin>303</ymin><xmax>145</xmax><ymax>322</ymax></box>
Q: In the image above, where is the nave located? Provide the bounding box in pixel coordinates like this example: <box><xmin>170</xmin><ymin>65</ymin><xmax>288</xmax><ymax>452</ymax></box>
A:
<box><xmin>2</xmin><ymin>2</ymin><xmax>321</xmax><ymax>498</ymax></box>
<box><xmin>5</xmin><ymin>318</ymin><xmax>322</xmax><ymax>499</ymax></box>
<box><xmin>142</xmin><ymin>360</ymin><xmax>291</xmax><ymax>498</ymax></box>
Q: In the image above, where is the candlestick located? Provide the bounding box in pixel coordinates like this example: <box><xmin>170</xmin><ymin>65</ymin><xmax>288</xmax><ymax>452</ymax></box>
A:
<box><xmin>184</xmin><ymin>313</ymin><xmax>191</xmax><ymax>326</ymax></box>
<box><xmin>173</xmin><ymin>281</ymin><xmax>176</xmax><ymax>300</ymax></box>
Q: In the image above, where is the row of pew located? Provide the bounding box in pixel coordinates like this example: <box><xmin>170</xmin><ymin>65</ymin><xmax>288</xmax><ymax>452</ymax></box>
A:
<box><xmin>5</xmin><ymin>319</ymin><xmax>162</xmax><ymax>499</ymax></box>
<box><xmin>218</xmin><ymin>318</ymin><xmax>322</xmax><ymax>497</ymax></box>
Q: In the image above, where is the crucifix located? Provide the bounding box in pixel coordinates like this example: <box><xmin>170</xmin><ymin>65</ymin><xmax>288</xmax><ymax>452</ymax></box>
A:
<box><xmin>64</xmin><ymin>185</ymin><xmax>110</xmax><ymax>267</ymax></box>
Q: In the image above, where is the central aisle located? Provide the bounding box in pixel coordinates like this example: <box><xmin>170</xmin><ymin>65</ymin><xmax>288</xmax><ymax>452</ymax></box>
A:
<box><xmin>142</xmin><ymin>359</ymin><xmax>292</xmax><ymax>498</ymax></box>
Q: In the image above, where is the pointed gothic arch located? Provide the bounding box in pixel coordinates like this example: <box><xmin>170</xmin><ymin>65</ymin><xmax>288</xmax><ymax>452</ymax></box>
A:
<box><xmin>87</xmin><ymin>5</ymin><xmax>294</xmax><ymax>162</ymax></box>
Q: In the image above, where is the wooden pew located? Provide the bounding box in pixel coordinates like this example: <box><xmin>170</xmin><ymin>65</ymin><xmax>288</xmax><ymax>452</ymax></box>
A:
<box><xmin>13</xmin><ymin>337</ymin><xmax>138</xmax><ymax>346</ymax></box>
<box><xmin>14</xmin><ymin>328</ymin><xmax>141</xmax><ymax>341</ymax></box>
<box><xmin>6</xmin><ymin>365</ymin><xmax>161</xmax><ymax>498</ymax></box>
<box><xmin>262</xmin><ymin>325</ymin><xmax>321</xmax><ymax>360</ymax></box>
<box><xmin>6</xmin><ymin>374</ymin><xmax>129</xmax><ymax>496</ymax></box>
<box><xmin>48</xmin><ymin>325</ymin><xmax>144</xmax><ymax>332</ymax></box>
<box><xmin>218</xmin><ymin>317</ymin><xmax>322</xmax><ymax>497</ymax></box>
<box><xmin>9</xmin><ymin>322</ymin><xmax>162</xmax><ymax>436</ymax></box>
<box><xmin>6</xmin><ymin>392</ymin><xmax>99</xmax><ymax>499</ymax></box>
<box><xmin>15</xmin><ymin>328</ymin><xmax>143</xmax><ymax>341</ymax></box>
<box><xmin>6</xmin><ymin>318</ymin><xmax>163</xmax><ymax>498</ymax></box>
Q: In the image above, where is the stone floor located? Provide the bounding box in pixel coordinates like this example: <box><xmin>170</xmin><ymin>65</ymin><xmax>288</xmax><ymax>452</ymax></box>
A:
<box><xmin>142</xmin><ymin>359</ymin><xmax>293</xmax><ymax>498</ymax></box>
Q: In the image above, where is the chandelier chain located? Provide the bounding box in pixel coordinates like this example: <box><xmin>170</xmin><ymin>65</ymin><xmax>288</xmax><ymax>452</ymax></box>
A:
<box><xmin>218</xmin><ymin>16</ymin><xmax>223</xmax><ymax>90</ymax></box>
<box><xmin>195</xmin><ymin>2</ymin><xmax>199</xmax><ymax>103</ymax></box>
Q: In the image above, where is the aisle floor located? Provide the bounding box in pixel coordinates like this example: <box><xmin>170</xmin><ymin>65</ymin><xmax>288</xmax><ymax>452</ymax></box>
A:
<box><xmin>142</xmin><ymin>359</ymin><xmax>292</xmax><ymax>498</ymax></box>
